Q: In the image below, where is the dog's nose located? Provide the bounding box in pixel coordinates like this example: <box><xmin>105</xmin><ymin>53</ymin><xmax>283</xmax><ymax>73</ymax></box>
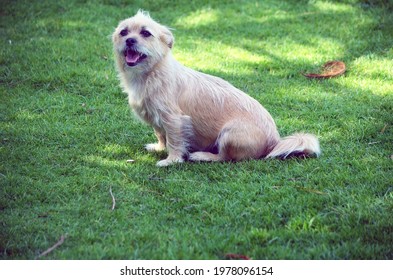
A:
<box><xmin>126</xmin><ymin>38</ymin><xmax>137</xmax><ymax>47</ymax></box>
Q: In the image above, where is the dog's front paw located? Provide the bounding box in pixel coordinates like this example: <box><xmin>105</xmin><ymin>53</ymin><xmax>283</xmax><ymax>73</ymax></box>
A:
<box><xmin>145</xmin><ymin>143</ymin><xmax>166</xmax><ymax>153</ymax></box>
<box><xmin>156</xmin><ymin>157</ymin><xmax>184</xmax><ymax>167</ymax></box>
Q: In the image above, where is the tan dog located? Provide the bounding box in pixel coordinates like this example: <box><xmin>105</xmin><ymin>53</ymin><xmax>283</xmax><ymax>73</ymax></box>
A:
<box><xmin>113</xmin><ymin>11</ymin><xmax>320</xmax><ymax>167</ymax></box>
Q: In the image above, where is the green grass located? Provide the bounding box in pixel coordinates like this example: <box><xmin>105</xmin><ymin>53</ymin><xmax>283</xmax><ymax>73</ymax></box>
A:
<box><xmin>1</xmin><ymin>0</ymin><xmax>392</xmax><ymax>259</ymax></box>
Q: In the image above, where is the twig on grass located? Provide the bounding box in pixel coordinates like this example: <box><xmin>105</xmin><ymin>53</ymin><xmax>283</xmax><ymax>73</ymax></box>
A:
<box><xmin>35</xmin><ymin>235</ymin><xmax>66</xmax><ymax>259</ymax></box>
<box><xmin>296</xmin><ymin>187</ymin><xmax>327</xmax><ymax>195</ymax></box>
<box><xmin>109</xmin><ymin>186</ymin><xmax>116</xmax><ymax>211</ymax></box>
<box><xmin>380</xmin><ymin>124</ymin><xmax>388</xmax><ymax>134</ymax></box>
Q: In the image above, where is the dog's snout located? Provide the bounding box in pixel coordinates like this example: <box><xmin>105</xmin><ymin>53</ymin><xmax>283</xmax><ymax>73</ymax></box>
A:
<box><xmin>126</xmin><ymin>38</ymin><xmax>137</xmax><ymax>47</ymax></box>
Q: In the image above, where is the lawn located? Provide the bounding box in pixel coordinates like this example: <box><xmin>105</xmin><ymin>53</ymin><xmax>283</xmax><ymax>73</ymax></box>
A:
<box><xmin>1</xmin><ymin>0</ymin><xmax>392</xmax><ymax>259</ymax></box>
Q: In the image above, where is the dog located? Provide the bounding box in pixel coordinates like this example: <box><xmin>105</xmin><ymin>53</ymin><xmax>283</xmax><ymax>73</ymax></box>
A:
<box><xmin>112</xmin><ymin>11</ymin><xmax>320</xmax><ymax>167</ymax></box>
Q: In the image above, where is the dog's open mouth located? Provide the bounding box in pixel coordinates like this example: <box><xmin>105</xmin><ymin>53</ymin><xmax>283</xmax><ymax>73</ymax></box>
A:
<box><xmin>124</xmin><ymin>48</ymin><xmax>147</xmax><ymax>66</ymax></box>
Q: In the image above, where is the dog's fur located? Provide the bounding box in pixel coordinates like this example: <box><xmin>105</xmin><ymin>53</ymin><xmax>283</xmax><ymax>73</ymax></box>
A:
<box><xmin>113</xmin><ymin>11</ymin><xmax>320</xmax><ymax>167</ymax></box>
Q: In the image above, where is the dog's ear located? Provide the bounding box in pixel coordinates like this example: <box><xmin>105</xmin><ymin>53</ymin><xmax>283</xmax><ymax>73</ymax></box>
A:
<box><xmin>160</xmin><ymin>26</ymin><xmax>174</xmax><ymax>49</ymax></box>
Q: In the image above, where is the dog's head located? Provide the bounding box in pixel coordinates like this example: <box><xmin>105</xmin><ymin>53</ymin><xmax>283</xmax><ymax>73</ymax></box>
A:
<box><xmin>112</xmin><ymin>10</ymin><xmax>174</xmax><ymax>72</ymax></box>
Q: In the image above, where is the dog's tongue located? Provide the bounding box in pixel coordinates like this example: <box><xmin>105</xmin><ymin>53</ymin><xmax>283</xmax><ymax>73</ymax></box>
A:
<box><xmin>126</xmin><ymin>49</ymin><xmax>141</xmax><ymax>64</ymax></box>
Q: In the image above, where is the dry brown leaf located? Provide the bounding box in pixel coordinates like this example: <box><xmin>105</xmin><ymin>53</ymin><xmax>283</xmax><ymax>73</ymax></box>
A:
<box><xmin>303</xmin><ymin>61</ymin><xmax>346</xmax><ymax>79</ymax></box>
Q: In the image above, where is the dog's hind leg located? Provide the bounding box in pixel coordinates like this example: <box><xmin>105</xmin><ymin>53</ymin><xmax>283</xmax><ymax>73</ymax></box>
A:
<box><xmin>189</xmin><ymin>119</ymin><xmax>270</xmax><ymax>162</ymax></box>
<box><xmin>188</xmin><ymin>151</ymin><xmax>223</xmax><ymax>162</ymax></box>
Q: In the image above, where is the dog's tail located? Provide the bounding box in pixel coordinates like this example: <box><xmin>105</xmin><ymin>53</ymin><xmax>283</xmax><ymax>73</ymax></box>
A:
<box><xmin>266</xmin><ymin>133</ymin><xmax>321</xmax><ymax>159</ymax></box>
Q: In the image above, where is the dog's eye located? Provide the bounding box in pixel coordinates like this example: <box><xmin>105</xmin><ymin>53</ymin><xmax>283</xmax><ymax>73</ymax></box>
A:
<box><xmin>120</xmin><ymin>29</ymin><xmax>128</xmax><ymax>37</ymax></box>
<box><xmin>140</xmin><ymin>30</ymin><xmax>152</xmax><ymax>38</ymax></box>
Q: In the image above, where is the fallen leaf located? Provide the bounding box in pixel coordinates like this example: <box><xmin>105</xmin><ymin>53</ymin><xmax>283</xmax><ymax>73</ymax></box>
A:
<box><xmin>225</xmin><ymin>253</ymin><xmax>251</xmax><ymax>260</ymax></box>
<box><xmin>303</xmin><ymin>61</ymin><xmax>346</xmax><ymax>79</ymax></box>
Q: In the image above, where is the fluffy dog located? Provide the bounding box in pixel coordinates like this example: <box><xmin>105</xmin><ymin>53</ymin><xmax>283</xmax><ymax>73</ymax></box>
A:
<box><xmin>112</xmin><ymin>11</ymin><xmax>320</xmax><ymax>167</ymax></box>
